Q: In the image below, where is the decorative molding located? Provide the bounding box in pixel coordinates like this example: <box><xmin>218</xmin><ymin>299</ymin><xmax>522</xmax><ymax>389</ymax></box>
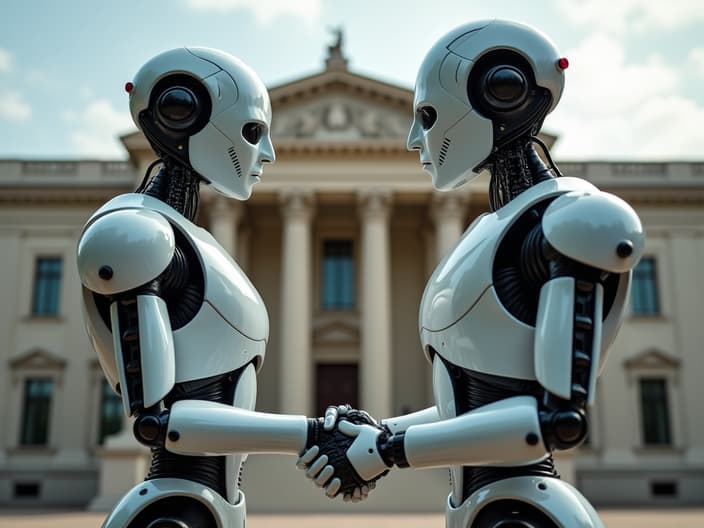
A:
<box><xmin>313</xmin><ymin>316</ymin><xmax>360</xmax><ymax>345</ymax></box>
<box><xmin>358</xmin><ymin>189</ymin><xmax>393</xmax><ymax>220</ymax></box>
<box><xmin>623</xmin><ymin>348</ymin><xmax>681</xmax><ymax>370</ymax></box>
<box><xmin>9</xmin><ymin>348</ymin><xmax>67</xmax><ymax>371</ymax></box>
<box><xmin>279</xmin><ymin>189</ymin><xmax>316</xmax><ymax>221</ymax></box>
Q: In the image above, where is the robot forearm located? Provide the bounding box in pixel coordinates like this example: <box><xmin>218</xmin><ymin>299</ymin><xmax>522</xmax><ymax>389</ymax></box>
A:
<box><xmin>381</xmin><ymin>405</ymin><xmax>440</xmax><ymax>434</ymax></box>
<box><xmin>380</xmin><ymin>395</ymin><xmax>548</xmax><ymax>470</ymax></box>
<box><xmin>161</xmin><ymin>400</ymin><xmax>310</xmax><ymax>456</ymax></box>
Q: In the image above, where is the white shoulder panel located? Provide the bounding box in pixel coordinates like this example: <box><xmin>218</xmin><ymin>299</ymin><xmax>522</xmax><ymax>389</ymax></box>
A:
<box><xmin>543</xmin><ymin>190</ymin><xmax>644</xmax><ymax>273</ymax></box>
<box><xmin>446</xmin><ymin>476</ymin><xmax>604</xmax><ymax>528</ymax></box>
<box><xmin>77</xmin><ymin>208</ymin><xmax>175</xmax><ymax>294</ymax></box>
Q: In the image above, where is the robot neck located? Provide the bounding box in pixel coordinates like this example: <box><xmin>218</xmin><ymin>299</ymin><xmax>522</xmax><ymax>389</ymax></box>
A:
<box><xmin>142</xmin><ymin>157</ymin><xmax>201</xmax><ymax>221</ymax></box>
<box><xmin>486</xmin><ymin>138</ymin><xmax>555</xmax><ymax>211</ymax></box>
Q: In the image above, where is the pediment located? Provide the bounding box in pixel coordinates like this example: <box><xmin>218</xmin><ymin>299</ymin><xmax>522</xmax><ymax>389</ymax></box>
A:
<box><xmin>10</xmin><ymin>348</ymin><xmax>66</xmax><ymax>370</ymax></box>
<box><xmin>270</xmin><ymin>71</ymin><xmax>413</xmax><ymax>144</ymax></box>
<box><xmin>313</xmin><ymin>316</ymin><xmax>360</xmax><ymax>345</ymax></box>
<box><xmin>623</xmin><ymin>348</ymin><xmax>680</xmax><ymax>370</ymax></box>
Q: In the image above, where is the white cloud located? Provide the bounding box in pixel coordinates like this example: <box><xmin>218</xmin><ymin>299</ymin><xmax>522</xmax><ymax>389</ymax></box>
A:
<box><xmin>185</xmin><ymin>0</ymin><xmax>320</xmax><ymax>24</ymax></box>
<box><xmin>687</xmin><ymin>48</ymin><xmax>704</xmax><ymax>78</ymax></box>
<box><xmin>557</xmin><ymin>0</ymin><xmax>704</xmax><ymax>33</ymax></box>
<box><xmin>0</xmin><ymin>48</ymin><xmax>12</xmax><ymax>73</ymax></box>
<box><xmin>547</xmin><ymin>33</ymin><xmax>704</xmax><ymax>159</ymax></box>
<box><xmin>0</xmin><ymin>90</ymin><xmax>31</xmax><ymax>121</ymax></box>
<box><xmin>65</xmin><ymin>99</ymin><xmax>133</xmax><ymax>158</ymax></box>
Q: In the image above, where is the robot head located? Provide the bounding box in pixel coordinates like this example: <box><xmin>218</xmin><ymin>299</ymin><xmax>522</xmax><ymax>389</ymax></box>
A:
<box><xmin>128</xmin><ymin>47</ymin><xmax>275</xmax><ymax>200</ymax></box>
<box><xmin>407</xmin><ymin>19</ymin><xmax>566</xmax><ymax>191</ymax></box>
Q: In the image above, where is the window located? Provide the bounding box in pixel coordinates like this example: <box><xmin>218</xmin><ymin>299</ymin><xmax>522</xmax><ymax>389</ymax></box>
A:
<box><xmin>98</xmin><ymin>380</ymin><xmax>123</xmax><ymax>444</ymax></box>
<box><xmin>20</xmin><ymin>378</ymin><xmax>54</xmax><ymax>446</ymax></box>
<box><xmin>31</xmin><ymin>257</ymin><xmax>63</xmax><ymax>316</ymax></box>
<box><xmin>315</xmin><ymin>363</ymin><xmax>358</xmax><ymax>417</ymax></box>
<box><xmin>639</xmin><ymin>378</ymin><xmax>672</xmax><ymax>446</ymax></box>
<box><xmin>631</xmin><ymin>257</ymin><xmax>660</xmax><ymax>316</ymax></box>
<box><xmin>321</xmin><ymin>240</ymin><xmax>354</xmax><ymax>310</ymax></box>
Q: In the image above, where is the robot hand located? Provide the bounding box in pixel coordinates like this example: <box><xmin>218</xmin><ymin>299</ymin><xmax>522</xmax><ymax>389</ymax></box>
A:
<box><xmin>299</xmin><ymin>405</ymin><xmax>391</xmax><ymax>502</ymax></box>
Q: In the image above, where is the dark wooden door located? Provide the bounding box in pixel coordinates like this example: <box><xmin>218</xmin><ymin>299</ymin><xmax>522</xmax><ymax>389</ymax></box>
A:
<box><xmin>315</xmin><ymin>363</ymin><xmax>358</xmax><ymax>417</ymax></box>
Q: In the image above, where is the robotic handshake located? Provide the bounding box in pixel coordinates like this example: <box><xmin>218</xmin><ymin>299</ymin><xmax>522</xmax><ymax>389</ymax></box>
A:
<box><xmin>301</xmin><ymin>405</ymin><xmax>395</xmax><ymax>502</ymax></box>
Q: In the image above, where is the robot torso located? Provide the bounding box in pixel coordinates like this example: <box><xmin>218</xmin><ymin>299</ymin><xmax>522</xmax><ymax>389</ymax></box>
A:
<box><xmin>79</xmin><ymin>193</ymin><xmax>269</xmax><ymax>389</ymax></box>
<box><xmin>419</xmin><ymin>176</ymin><xmax>631</xmax><ymax>381</ymax></box>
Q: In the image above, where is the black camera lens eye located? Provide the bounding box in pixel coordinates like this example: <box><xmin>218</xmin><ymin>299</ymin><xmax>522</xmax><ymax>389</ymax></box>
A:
<box><xmin>419</xmin><ymin>106</ymin><xmax>437</xmax><ymax>130</ymax></box>
<box><xmin>242</xmin><ymin>122</ymin><xmax>264</xmax><ymax>144</ymax></box>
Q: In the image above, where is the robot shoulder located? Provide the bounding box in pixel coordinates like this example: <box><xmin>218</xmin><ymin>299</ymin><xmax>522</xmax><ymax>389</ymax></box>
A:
<box><xmin>77</xmin><ymin>207</ymin><xmax>176</xmax><ymax>295</ymax></box>
<box><xmin>542</xmin><ymin>189</ymin><xmax>645</xmax><ymax>273</ymax></box>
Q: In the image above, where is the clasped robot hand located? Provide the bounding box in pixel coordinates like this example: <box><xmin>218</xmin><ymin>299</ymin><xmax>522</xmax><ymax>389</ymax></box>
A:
<box><xmin>298</xmin><ymin>405</ymin><xmax>392</xmax><ymax>502</ymax></box>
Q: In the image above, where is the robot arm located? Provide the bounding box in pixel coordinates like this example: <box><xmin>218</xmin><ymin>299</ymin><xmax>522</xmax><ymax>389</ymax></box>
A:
<box><xmin>535</xmin><ymin>189</ymin><xmax>644</xmax><ymax>450</ymax></box>
<box><xmin>77</xmin><ymin>207</ymin><xmax>178</xmax><ymax>416</ymax></box>
<box><xmin>382</xmin><ymin>406</ymin><xmax>440</xmax><ymax>433</ymax></box>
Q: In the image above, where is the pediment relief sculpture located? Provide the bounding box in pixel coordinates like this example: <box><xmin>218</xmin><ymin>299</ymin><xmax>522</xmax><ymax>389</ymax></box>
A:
<box><xmin>273</xmin><ymin>98</ymin><xmax>411</xmax><ymax>140</ymax></box>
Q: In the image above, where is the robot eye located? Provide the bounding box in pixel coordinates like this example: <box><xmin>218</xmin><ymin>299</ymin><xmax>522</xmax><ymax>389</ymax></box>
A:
<box><xmin>419</xmin><ymin>106</ymin><xmax>437</xmax><ymax>130</ymax></box>
<box><xmin>242</xmin><ymin>122</ymin><xmax>264</xmax><ymax>145</ymax></box>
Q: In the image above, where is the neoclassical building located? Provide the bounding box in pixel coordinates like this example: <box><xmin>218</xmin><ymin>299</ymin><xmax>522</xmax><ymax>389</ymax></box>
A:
<box><xmin>1</xmin><ymin>42</ymin><xmax>703</xmax><ymax>511</ymax></box>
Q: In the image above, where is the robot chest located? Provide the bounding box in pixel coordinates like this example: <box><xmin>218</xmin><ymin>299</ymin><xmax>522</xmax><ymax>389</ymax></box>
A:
<box><xmin>419</xmin><ymin>214</ymin><xmax>504</xmax><ymax>333</ymax></box>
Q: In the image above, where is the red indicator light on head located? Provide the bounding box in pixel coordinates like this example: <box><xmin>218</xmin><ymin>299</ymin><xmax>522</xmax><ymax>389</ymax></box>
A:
<box><xmin>557</xmin><ymin>58</ymin><xmax>569</xmax><ymax>70</ymax></box>
<box><xmin>125</xmin><ymin>82</ymin><xmax>134</xmax><ymax>93</ymax></box>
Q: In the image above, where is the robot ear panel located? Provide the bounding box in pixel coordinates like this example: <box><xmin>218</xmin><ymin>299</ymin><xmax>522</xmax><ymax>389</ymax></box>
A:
<box><xmin>150</xmin><ymin>74</ymin><xmax>213</xmax><ymax>137</ymax></box>
<box><xmin>467</xmin><ymin>49</ymin><xmax>536</xmax><ymax>119</ymax></box>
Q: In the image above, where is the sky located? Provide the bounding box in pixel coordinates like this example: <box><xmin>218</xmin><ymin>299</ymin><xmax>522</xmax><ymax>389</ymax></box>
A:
<box><xmin>1</xmin><ymin>0</ymin><xmax>704</xmax><ymax>162</ymax></box>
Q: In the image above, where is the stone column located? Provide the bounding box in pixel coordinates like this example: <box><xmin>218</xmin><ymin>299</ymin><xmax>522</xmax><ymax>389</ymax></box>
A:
<box><xmin>278</xmin><ymin>191</ymin><xmax>314</xmax><ymax>414</ymax></box>
<box><xmin>88</xmin><ymin>416</ymin><xmax>150</xmax><ymax>511</ymax></box>
<box><xmin>209</xmin><ymin>196</ymin><xmax>243</xmax><ymax>258</ymax></box>
<box><xmin>431</xmin><ymin>193</ymin><xmax>466</xmax><ymax>263</ymax></box>
<box><xmin>358</xmin><ymin>190</ymin><xmax>393</xmax><ymax>419</ymax></box>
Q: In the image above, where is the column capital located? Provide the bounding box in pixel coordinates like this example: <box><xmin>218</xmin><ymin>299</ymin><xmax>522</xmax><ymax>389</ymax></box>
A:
<box><xmin>210</xmin><ymin>195</ymin><xmax>244</xmax><ymax>221</ymax></box>
<box><xmin>430</xmin><ymin>191</ymin><xmax>467</xmax><ymax>224</ymax></box>
<box><xmin>357</xmin><ymin>189</ymin><xmax>393</xmax><ymax>220</ymax></box>
<box><xmin>279</xmin><ymin>189</ymin><xmax>315</xmax><ymax>221</ymax></box>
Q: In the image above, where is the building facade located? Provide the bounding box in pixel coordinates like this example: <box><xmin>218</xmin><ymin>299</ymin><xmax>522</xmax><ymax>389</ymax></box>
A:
<box><xmin>1</xmin><ymin>45</ymin><xmax>703</xmax><ymax>510</ymax></box>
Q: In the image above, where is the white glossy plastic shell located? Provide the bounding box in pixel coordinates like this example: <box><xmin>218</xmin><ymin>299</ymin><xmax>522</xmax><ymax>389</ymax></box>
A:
<box><xmin>102</xmin><ymin>478</ymin><xmax>247</xmax><ymax>528</ymax></box>
<box><xmin>408</xmin><ymin>19</ymin><xmax>565</xmax><ymax>190</ymax></box>
<box><xmin>403</xmin><ymin>395</ymin><xmax>548</xmax><ymax>469</ymax></box>
<box><xmin>80</xmin><ymin>193</ymin><xmax>269</xmax><ymax>386</ymax></box>
<box><xmin>128</xmin><ymin>47</ymin><xmax>275</xmax><ymax>201</ymax></box>
<box><xmin>419</xmin><ymin>177</ymin><xmax>632</xmax><ymax>379</ymax></box>
<box><xmin>137</xmin><ymin>295</ymin><xmax>176</xmax><ymax>408</ymax></box>
<box><xmin>445</xmin><ymin>475</ymin><xmax>604</xmax><ymax>528</ymax></box>
<box><xmin>542</xmin><ymin>190</ymin><xmax>645</xmax><ymax>273</ymax></box>
<box><xmin>165</xmin><ymin>400</ymin><xmax>307</xmax><ymax>456</ymax></box>
<box><xmin>77</xmin><ymin>208</ymin><xmax>175</xmax><ymax>295</ymax></box>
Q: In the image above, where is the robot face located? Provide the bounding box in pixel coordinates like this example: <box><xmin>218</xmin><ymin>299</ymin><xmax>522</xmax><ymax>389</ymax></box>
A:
<box><xmin>188</xmin><ymin>47</ymin><xmax>275</xmax><ymax>200</ymax></box>
<box><xmin>129</xmin><ymin>47</ymin><xmax>276</xmax><ymax>201</ymax></box>
<box><xmin>407</xmin><ymin>52</ymin><xmax>493</xmax><ymax>191</ymax></box>
<box><xmin>407</xmin><ymin>19</ymin><xmax>565</xmax><ymax>191</ymax></box>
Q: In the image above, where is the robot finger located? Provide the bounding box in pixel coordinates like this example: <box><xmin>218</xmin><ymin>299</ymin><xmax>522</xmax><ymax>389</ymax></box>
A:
<box><xmin>314</xmin><ymin>465</ymin><xmax>334</xmax><ymax>487</ymax></box>
<box><xmin>296</xmin><ymin>445</ymin><xmax>319</xmax><ymax>469</ymax></box>
<box><xmin>305</xmin><ymin>454</ymin><xmax>329</xmax><ymax>479</ymax></box>
<box><xmin>323</xmin><ymin>407</ymin><xmax>339</xmax><ymax>430</ymax></box>
<box><xmin>325</xmin><ymin>478</ymin><xmax>341</xmax><ymax>498</ymax></box>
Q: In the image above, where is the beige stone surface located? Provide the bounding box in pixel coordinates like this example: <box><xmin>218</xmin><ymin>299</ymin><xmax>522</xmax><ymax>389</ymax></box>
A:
<box><xmin>1</xmin><ymin>510</ymin><xmax>704</xmax><ymax>528</ymax></box>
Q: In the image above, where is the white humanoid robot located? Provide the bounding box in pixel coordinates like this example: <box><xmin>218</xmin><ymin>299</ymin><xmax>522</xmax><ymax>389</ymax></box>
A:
<box><xmin>298</xmin><ymin>20</ymin><xmax>645</xmax><ymax>527</ymax></box>
<box><xmin>77</xmin><ymin>47</ymin><xmax>364</xmax><ymax>528</ymax></box>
